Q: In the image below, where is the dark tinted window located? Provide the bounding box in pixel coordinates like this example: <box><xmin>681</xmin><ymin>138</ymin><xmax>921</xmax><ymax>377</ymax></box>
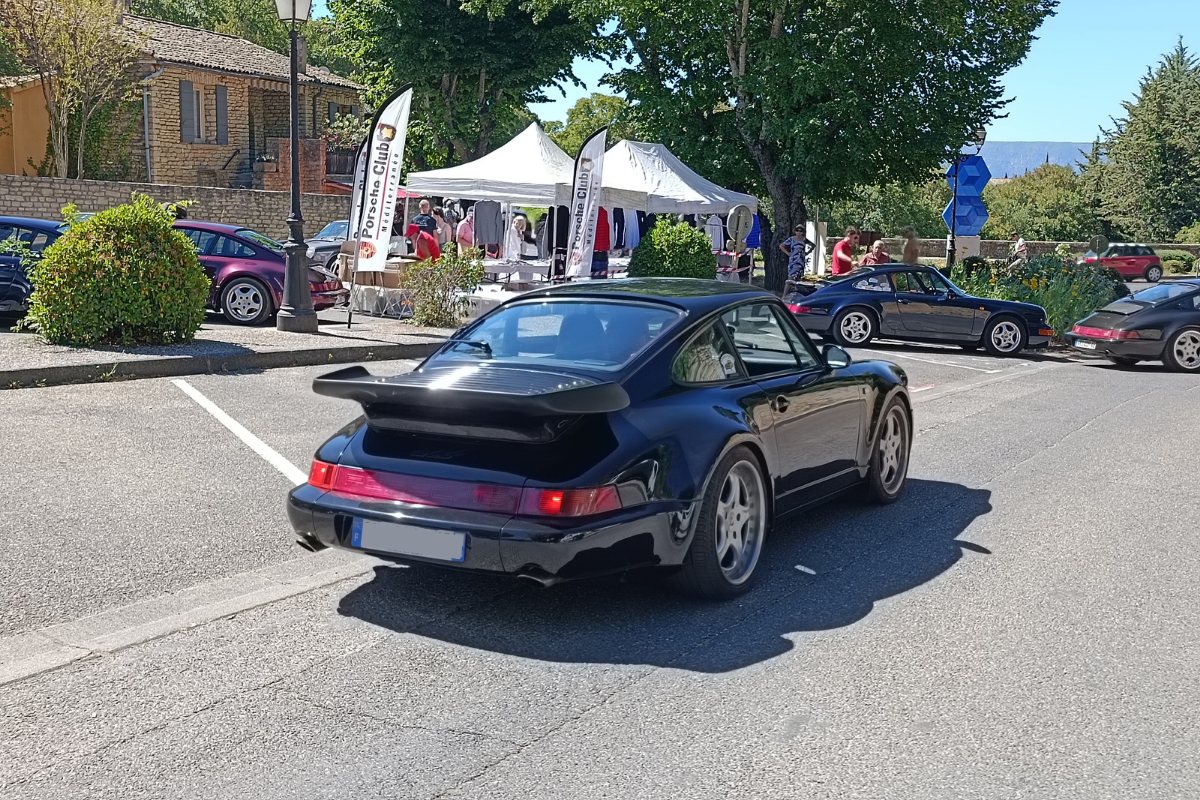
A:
<box><xmin>1139</xmin><ymin>246</ymin><xmax>1156</xmax><ymax>257</ymax></box>
<box><xmin>212</xmin><ymin>235</ymin><xmax>256</xmax><ymax>258</ymax></box>
<box><xmin>18</xmin><ymin>228</ymin><xmax>52</xmax><ymax>253</ymax></box>
<box><xmin>182</xmin><ymin>228</ymin><xmax>217</xmax><ymax>255</ymax></box>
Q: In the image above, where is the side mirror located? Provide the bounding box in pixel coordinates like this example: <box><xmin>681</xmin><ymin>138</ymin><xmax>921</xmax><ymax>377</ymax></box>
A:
<box><xmin>823</xmin><ymin>344</ymin><xmax>852</xmax><ymax>369</ymax></box>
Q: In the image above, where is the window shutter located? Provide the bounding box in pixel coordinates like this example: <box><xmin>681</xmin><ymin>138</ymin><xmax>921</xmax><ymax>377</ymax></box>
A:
<box><xmin>350</xmin><ymin>105</ymin><xmax>358</xmax><ymax>118</ymax></box>
<box><xmin>328</xmin><ymin>102</ymin><xmax>337</xmax><ymax>123</ymax></box>
<box><xmin>179</xmin><ymin>80</ymin><xmax>195</xmax><ymax>143</ymax></box>
<box><xmin>215</xmin><ymin>85</ymin><xmax>228</xmax><ymax>145</ymax></box>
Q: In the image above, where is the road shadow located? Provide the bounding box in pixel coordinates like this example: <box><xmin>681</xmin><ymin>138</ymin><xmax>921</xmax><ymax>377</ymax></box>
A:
<box><xmin>844</xmin><ymin>337</ymin><xmax>1067</xmax><ymax>364</ymax></box>
<box><xmin>337</xmin><ymin>479</ymin><xmax>992</xmax><ymax>673</ymax></box>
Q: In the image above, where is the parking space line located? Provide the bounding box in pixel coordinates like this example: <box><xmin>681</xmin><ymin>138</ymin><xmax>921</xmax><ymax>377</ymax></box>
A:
<box><xmin>858</xmin><ymin>349</ymin><xmax>1006</xmax><ymax>373</ymax></box>
<box><xmin>172</xmin><ymin>379</ymin><xmax>307</xmax><ymax>486</ymax></box>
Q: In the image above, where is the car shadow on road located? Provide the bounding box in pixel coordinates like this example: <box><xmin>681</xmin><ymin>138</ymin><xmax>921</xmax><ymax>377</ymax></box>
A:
<box><xmin>336</xmin><ymin>479</ymin><xmax>992</xmax><ymax>673</ymax></box>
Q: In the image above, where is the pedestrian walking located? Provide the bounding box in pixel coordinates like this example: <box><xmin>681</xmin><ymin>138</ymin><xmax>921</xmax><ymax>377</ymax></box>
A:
<box><xmin>901</xmin><ymin>226</ymin><xmax>920</xmax><ymax>265</ymax></box>
<box><xmin>1009</xmin><ymin>231</ymin><xmax>1029</xmax><ymax>264</ymax></box>
<box><xmin>831</xmin><ymin>227</ymin><xmax>860</xmax><ymax>276</ymax></box>
<box><xmin>778</xmin><ymin>224</ymin><xmax>815</xmax><ymax>280</ymax></box>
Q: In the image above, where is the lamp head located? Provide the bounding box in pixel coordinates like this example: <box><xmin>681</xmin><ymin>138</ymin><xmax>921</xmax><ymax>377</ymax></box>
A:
<box><xmin>274</xmin><ymin>0</ymin><xmax>311</xmax><ymax>24</ymax></box>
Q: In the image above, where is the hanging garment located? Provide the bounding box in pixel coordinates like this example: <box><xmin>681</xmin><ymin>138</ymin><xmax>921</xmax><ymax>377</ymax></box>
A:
<box><xmin>612</xmin><ymin>208</ymin><xmax>626</xmax><ymax>249</ymax></box>
<box><xmin>535</xmin><ymin>215</ymin><xmax>550</xmax><ymax>259</ymax></box>
<box><xmin>594</xmin><ymin>208</ymin><xmax>611</xmax><ymax>251</ymax></box>
<box><xmin>473</xmin><ymin>200</ymin><xmax>503</xmax><ymax>245</ymax></box>
<box><xmin>705</xmin><ymin>215</ymin><xmax>725</xmax><ymax>251</ymax></box>
<box><xmin>682</xmin><ymin>214</ymin><xmax>696</xmax><ymax>228</ymax></box>
<box><xmin>554</xmin><ymin>205</ymin><xmax>569</xmax><ymax>253</ymax></box>
<box><xmin>636</xmin><ymin>211</ymin><xmax>649</xmax><ymax>239</ymax></box>
<box><xmin>746</xmin><ymin>214</ymin><xmax>761</xmax><ymax>249</ymax></box>
<box><xmin>624</xmin><ymin>208</ymin><xmax>641</xmax><ymax>249</ymax></box>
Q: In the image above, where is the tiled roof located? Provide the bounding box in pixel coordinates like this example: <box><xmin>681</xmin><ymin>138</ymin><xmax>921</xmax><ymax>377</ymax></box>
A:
<box><xmin>123</xmin><ymin>15</ymin><xmax>362</xmax><ymax>91</ymax></box>
<box><xmin>0</xmin><ymin>74</ymin><xmax>42</xmax><ymax>89</ymax></box>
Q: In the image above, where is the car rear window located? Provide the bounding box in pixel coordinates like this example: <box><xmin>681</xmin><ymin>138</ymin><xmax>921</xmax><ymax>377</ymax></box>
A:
<box><xmin>434</xmin><ymin>300</ymin><xmax>683</xmax><ymax>371</ymax></box>
<box><xmin>1128</xmin><ymin>284</ymin><xmax>1199</xmax><ymax>304</ymax></box>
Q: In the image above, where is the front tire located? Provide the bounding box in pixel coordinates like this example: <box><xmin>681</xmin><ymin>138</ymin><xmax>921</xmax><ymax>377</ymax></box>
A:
<box><xmin>677</xmin><ymin>446</ymin><xmax>768</xmax><ymax>600</ymax></box>
<box><xmin>1145</xmin><ymin>265</ymin><xmax>1163</xmax><ymax>283</ymax></box>
<box><xmin>220</xmin><ymin>277</ymin><xmax>273</xmax><ymax>325</ymax></box>
<box><xmin>983</xmin><ymin>316</ymin><xmax>1027</xmax><ymax>356</ymax></box>
<box><xmin>832</xmin><ymin>307</ymin><xmax>876</xmax><ymax>347</ymax></box>
<box><xmin>1163</xmin><ymin>327</ymin><xmax>1200</xmax><ymax>372</ymax></box>
<box><xmin>862</xmin><ymin>398</ymin><xmax>911</xmax><ymax>504</ymax></box>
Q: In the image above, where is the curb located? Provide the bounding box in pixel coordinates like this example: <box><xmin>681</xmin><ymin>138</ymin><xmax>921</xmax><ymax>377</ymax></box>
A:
<box><xmin>0</xmin><ymin>340</ymin><xmax>443</xmax><ymax>390</ymax></box>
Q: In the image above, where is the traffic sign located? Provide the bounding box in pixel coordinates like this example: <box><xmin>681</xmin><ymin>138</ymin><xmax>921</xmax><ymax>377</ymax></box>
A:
<box><xmin>1089</xmin><ymin>235</ymin><xmax>1109</xmax><ymax>255</ymax></box>
<box><xmin>726</xmin><ymin>205</ymin><xmax>754</xmax><ymax>252</ymax></box>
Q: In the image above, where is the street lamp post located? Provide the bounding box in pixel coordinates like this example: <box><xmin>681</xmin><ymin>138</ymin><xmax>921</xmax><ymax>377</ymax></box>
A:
<box><xmin>946</xmin><ymin>127</ymin><xmax>988</xmax><ymax>270</ymax></box>
<box><xmin>274</xmin><ymin>0</ymin><xmax>317</xmax><ymax>333</ymax></box>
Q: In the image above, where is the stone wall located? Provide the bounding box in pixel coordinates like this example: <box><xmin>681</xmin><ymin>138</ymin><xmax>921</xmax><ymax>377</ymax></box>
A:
<box><xmin>0</xmin><ymin>173</ymin><xmax>350</xmax><ymax>240</ymax></box>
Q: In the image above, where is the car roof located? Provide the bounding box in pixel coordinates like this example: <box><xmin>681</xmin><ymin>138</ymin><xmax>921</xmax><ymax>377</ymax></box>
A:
<box><xmin>0</xmin><ymin>216</ymin><xmax>65</xmax><ymax>230</ymax></box>
<box><xmin>518</xmin><ymin>278</ymin><xmax>774</xmax><ymax>314</ymax></box>
<box><xmin>173</xmin><ymin>221</ymin><xmax>246</xmax><ymax>234</ymax></box>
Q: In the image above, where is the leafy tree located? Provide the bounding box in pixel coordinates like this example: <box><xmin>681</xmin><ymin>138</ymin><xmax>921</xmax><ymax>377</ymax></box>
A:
<box><xmin>547</xmin><ymin>92</ymin><xmax>640</xmax><ymax>156</ymax></box>
<box><xmin>825</xmin><ymin>176</ymin><xmax>949</xmax><ymax>239</ymax></box>
<box><xmin>1</xmin><ymin>0</ymin><xmax>141</xmax><ymax>178</ymax></box>
<box><xmin>978</xmin><ymin>163</ymin><xmax>1098</xmax><ymax>241</ymax></box>
<box><xmin>331</xmin><ymin>0</ymin><xmax>602</xmax><ymax>171</ymax></box>
<box><xmin>529</xmin><ymin>0</ymin><xmax>1055</xmax><ymax>291</ymax></box>
<box><xmin>1084</xmin><ymin>42</ymin><xmax>1200</xmax><ymax>241</ymax></box>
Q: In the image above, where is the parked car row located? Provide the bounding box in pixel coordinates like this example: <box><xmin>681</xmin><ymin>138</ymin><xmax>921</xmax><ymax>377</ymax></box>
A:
<box><xmin>0</xmin><ymin>215</ymin><xmax>346</xmax><ymax>325</ymax></box>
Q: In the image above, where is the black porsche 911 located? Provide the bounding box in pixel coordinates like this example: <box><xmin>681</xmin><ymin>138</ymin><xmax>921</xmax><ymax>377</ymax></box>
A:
<box><xmin>786</xmin><ymin>264</ymin><xmax>1054</xmax><ymax>355</ymax></box>
<box><xmin>287</xmin><ymin>279</ymin><xmax>912</xmax><ymax>599</ymax></box>
<box><xmin>1068</xmin><ymin>280</ymin><xmax>1200</xmax><ymax>371</ymax></box>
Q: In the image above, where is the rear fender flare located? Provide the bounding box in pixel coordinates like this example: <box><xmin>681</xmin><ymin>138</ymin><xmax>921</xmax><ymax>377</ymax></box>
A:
<box><xmin>674</xmin><ymin>433</ymin><xmax>774</xmax><ymax>548</ymax></box>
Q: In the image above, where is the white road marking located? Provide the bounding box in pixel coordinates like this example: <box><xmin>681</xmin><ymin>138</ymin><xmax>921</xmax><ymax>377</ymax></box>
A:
<box><xmin>795</xmin><ymin>565</ymin><xmax>816</xmax><ymax>575</ymax></box>
<box><xmin>911</xmin><ymin>362</ymin><xmax>1060</xmax><ymax>404</ymax></box>
<box><xmin>172</xmin><ymin>379</ymin><xmax>307</xmax><ymax>486</ymax></box>
<box><xmin>859</xmin><ymin>349</ymin><xmax>1005</xmax><ymax>373</ymax></box>
<box><xmin>911</xmin><ymin>384</ymin><xmax>935</xmax><ymax>393</ymax></box>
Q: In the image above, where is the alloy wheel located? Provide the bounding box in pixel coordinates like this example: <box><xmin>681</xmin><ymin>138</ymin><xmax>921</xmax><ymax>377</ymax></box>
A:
<box><xmin>713</xmin><ymin>460</ymin><xmax>766</xmax><ymax>586</ymax></box>
<box><xmin>1146</xmin><ymin>266</ymin><xmax>1163</xmax><ymax>282</ymax></box>
<box><xmin>225</xmin><ymin>282</ymin><xmax>265</xmax><ymax>323</ymax></box>
<box><xmin>1172</xmin><ymin>330</ymin><xmax>1200</xmax><ymax>370</ymax></box>
<box><xmin>839</xmin><ymin>311</ymin><xmax>872</xmax><ymax>344</ymax></box>
<box><xmin>877</xmin><ymin>406</ymin><xmax>909</xmax><ymax>494</ymax></box>
<box><xmin>990</xmin><ymin>320</ymin><xmax>1022</xmax><ymax>353</ymax></box>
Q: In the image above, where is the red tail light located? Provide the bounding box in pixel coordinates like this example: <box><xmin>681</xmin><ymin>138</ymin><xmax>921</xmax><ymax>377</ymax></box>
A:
<box><xmin>787</xmin><ymin>304</ymin><xmax>811</xmax><ymax>314</ymax></box>
<box><xmin>519</xmin><ymin>486</ymin><xmax>622</xmax><ymax>517</ymax></box>
<box><xmin>308</xmin><ymin>459</ymin><xmax>336</xmax><ymax>490</ymax></box>
<box><xmin>309</xmin><ymin>462</ymin><xmax>622</xmax><ymax>517</ymax></box>
<box><xmin>1071</xmin><ymin>325</ymin><xmax>1139</xmax><ymax>340</ymax></box>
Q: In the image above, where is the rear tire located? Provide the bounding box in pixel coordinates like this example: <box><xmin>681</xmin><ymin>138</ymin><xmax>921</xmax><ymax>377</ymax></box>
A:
<box><xmin>983</xmin><ymin>316</ymin><xmax>1027</xmax><ymax>356</ymax></box>
<box><xmin>1163</xmin><ymin>327</ymin><xmax>1200</xmax><ymax>372</ymax></box>
<box><xmin>220</xmin><ymin>277</ymin><xmax>273</xmax><ymax>325</ymax></box>
<box><xmin>1144</xmin><ymin>265</ymin><xmax>1163</xmax><ymax>283</ymax></box>
<box><xmin>861</xmin><ymin>398</ymin><xmax>911</xmax><ymax>504</ymax></box>
<box><xmin>676</xmin><ymin>446</ymin><xmax>768</xmax><ymax>600</ymax></box>
<box><xmin>831</xmin><ymin>307</ymin><xmax>876</xmax><ymax>347</ymax></box>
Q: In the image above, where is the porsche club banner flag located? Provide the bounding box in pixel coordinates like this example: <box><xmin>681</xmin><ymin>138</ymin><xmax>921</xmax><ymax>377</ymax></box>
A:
<box><xmin>565</xmin><ymin>126</ymin><xmax>607</xmax><ymax>278</ymax></box>
<box><xmin>347</xmin><ymin>138</ymin><xmax>368</xmax><ymax>242</ymax></box>
<box><xmin>350</xmin><ymin>86</ymin><xmax>413</xmax><ymax>272</ymax></box>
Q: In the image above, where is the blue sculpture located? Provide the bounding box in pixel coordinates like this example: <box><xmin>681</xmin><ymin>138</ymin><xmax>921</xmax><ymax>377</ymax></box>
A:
<box><xmin>942</xmin><ymin>195</ymin><xmax>989</xmax><ymax>237</ymax></box>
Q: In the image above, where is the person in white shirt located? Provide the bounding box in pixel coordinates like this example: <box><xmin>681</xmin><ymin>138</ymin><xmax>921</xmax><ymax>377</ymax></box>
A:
<box><xmin>1009</xmin><ymin>231</ymin><xmax>1028</xmax><ymax>262</ymax></box>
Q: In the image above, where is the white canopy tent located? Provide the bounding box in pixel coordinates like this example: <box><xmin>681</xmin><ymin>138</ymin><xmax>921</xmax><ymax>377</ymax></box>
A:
<box><xmin>568</xmin><ymin>140</ymin><xmax>758</xmax><ymax>215</ymax></box>
<box><xmin>405</xmin><ymin>123</ymin><xmax>575</xmax><ymax>206</ymax></box>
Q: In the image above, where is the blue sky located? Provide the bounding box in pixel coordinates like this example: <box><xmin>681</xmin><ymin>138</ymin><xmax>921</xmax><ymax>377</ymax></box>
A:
<box><xmin>318</xmin><ymin>0</ymin><xmax>1200</xmax><ymax>143</ymax></box>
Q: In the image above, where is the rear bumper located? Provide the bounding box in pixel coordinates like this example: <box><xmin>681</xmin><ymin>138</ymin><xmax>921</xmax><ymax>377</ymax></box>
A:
<box><xmin>1067</xmin><ymin>336</ymin><xmax>1163</xmax><ymax>359</ymax></box>
<box><xmin>794</xmin><ymin>313</ymin><xmax>832</xmax><ymax>334</ymax></box>
<box><xmin>287</xmin><ymin>484</ymin><xmax>692</xmax><ymax>583</ymax></box>
<box><xmin>312</xmin><ymin>288</ymin><xmax>349</xmax><ymax>309</ymax></box>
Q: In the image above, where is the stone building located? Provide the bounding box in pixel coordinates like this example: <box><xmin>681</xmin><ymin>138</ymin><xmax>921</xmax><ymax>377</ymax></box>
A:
<box><xmin>0</xmin><ymin>14</ymin><xmax>362</xmax><ymax>192</ymax></box>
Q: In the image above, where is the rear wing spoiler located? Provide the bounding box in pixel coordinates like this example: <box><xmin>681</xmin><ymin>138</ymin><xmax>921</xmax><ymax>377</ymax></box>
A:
<box><xmin>312</xmin><ymin>365</ymin><xmax>631</xmax><ymax>418</ymax></box>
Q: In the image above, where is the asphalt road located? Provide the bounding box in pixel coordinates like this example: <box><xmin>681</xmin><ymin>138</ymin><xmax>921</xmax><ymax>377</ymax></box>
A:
<box><xmin>2</xmin><ymin>342</ymin><xmax>1198</xmax><ymax>798</ymax></box>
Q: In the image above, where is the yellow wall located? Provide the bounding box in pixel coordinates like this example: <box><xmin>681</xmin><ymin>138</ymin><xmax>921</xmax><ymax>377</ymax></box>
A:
<box><xmin>0</xmin><ymin>81</ymin><xmax>51</xmax><ymax>175</ymax></box>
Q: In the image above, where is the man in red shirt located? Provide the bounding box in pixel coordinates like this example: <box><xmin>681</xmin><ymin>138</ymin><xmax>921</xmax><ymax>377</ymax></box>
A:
<box><xmin>405</xmin><ymin>223</ymin><xmax>441</xmax><ymax>261</ymax></box>
<box><xmin>830</xmin><ymin>227</ymin><xmax>859</xmax><ymax>276</ymax></box>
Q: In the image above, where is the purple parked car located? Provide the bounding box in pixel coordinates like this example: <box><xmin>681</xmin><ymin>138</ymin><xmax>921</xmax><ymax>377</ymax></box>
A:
<box><xmin>175</xmin><ymin>221</ymin><xmax>346</xmax><ymax>325</ymax></box>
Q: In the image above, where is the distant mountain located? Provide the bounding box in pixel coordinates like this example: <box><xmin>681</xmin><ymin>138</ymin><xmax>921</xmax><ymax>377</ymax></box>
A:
<box><xmin>976</xmin><ymin>141</ymin><xmax>1092</xmax><ymax>179</ymax></box>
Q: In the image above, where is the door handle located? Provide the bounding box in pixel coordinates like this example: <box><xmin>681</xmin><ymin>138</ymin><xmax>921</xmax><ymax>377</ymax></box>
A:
<box><xmin>772</xmin><ymin>395</ymin><xmax>789</xmax><ymax>413</ymax></box>
<box><xmin>899</xmin><ymin>299</ymin><xmax>911</xmax><ymax>305</ymax></box>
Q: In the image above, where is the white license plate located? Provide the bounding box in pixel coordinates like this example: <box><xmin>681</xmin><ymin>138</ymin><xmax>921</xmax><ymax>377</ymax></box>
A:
<box><xmin>351</xmin><ymin>518</ymin><xmax>466</xmax><ymax>562</ymax></box>
<box><xmin>1074</xmin><ymin>339</ymin><xmax>1097</xmax><ymax>350</ymax></box>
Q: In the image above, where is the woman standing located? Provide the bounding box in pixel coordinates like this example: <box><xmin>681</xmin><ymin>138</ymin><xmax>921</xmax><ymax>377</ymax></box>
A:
<box><xmin>504</xmin><ymin>215</ymin><xmax>537</xmax><ymax>261</ymax></box>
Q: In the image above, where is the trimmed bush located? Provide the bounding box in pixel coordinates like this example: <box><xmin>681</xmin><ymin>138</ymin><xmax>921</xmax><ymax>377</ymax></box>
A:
<box><xmin>399</xmin><ymin>243</ymin><xmax>485</xmax><ymax>328</ymax></box>
<box><xmin>28</xmin><ymin>197</ymin><xmax>210</xmax><ymax>345</ymax></box>
<box><xmin>1156</xmin><ymin>248</ymin><xmax>1195</xmax><ymax>263</ymax></box>
<box><xmin>628</xmin><ymin>218</ymin><xmax>717</xmax><ymax>279</ymax></box>
<box><xmin>950</xmin><ymin>255</ymin><xmax>1124</xmax><ymax>341</ymax></box>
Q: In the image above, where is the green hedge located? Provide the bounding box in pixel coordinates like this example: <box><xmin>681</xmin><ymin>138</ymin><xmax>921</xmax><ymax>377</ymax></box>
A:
<box><xmin>27</xmin><ymin>196</ymin><xmax>210</xmax><ymax>345</ymax></box>
<box><xmin>628</xmin><ymin>218</ymin><xmax>717</xmax><ymax>279</ymax></box>
<box><xmin>399</xmin><ymin>243</ymin><xmax>484</xmax><ymax>328</ymax></box>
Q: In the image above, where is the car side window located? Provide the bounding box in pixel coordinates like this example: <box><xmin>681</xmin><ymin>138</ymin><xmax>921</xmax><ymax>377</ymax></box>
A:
<box><xmin>853</xmin><ymin>275</ymin><xmax>892</xmax><ymax>292</ymax></box>
<box><xmin>771</xmin><ymin>308</ymin><xmax>822</xmax><ymax>369</ymax></box>
<box><xmin>213</xmin><ymin>235</ymin><xmax>255</xmax><ymax>258</ymax></box>
<box><xmin>924</xmin><ymin>270</ymin><xmax>952</xmax><ymax>294</ymax></box>
<box><xmin>896</xmin><ymin>271</ymin><xmax>933</xmax><ymax>294</ymax></box>
<box><xmin>720</xmin><ymin>303</ymin><xmax>807</xmax><ymax>378</ymax></box>
<box><xmin>183</xmin><ymin>229</ymin><xmax>217</xmax><ymax>255</ymax></box>
<box><xmin>19</xmin><ymin>229</ymin><xmax>51</xmax><ymax>253</ymax></box>
<box><xmin>672</xmin><ymin>321</ymin><xmax>744</xmax><ymax>384</ymax></box>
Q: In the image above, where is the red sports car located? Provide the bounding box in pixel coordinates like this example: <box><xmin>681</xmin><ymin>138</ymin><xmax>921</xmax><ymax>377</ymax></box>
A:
<box><xmin>175</xmin><ymin>221</ymin><xmax>346</xmax><ymax>325</ymax></box>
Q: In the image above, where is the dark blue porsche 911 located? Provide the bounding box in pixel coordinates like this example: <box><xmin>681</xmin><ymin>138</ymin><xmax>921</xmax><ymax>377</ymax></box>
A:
<box><xmin>288</xmin><ymin>279</ymin><xmax>912</xmax><ymax>599</ymax></box>
<box><xmin>786</xmin><ymin>264</ymin><xmax>1054</xmax><ymax>355</ymax></box>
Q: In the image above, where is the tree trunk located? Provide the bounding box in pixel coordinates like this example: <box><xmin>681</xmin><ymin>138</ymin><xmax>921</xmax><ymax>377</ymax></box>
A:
<box><xmin>52</xmin><ymin>121</ymin><xmax>69</xmax><ymax>179</ymax></box>
<box><xmin>76</xmin><ymin>113</ymin><xmax>88</xmax><ymax>180</ymax></box>
<box><xmin>762</xmin><ymin>175</ymin><xmax>806</xmax><ymax>294</ymax></box>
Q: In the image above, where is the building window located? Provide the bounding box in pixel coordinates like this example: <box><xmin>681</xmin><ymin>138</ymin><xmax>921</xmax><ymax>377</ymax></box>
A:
<box><xmin>193</xmin><ymin>88</ymin><xmax>205</xmax><ymax>141</ymax></box>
